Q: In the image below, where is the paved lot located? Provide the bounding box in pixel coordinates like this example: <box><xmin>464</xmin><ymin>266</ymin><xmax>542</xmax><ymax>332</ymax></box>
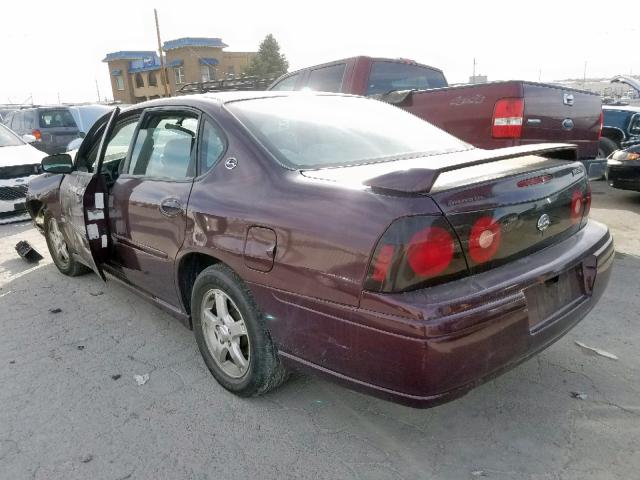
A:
<box><xmin>1</xmin><ymin>181</ymin><xmax>639</xmax><ymax>480</ymax></box>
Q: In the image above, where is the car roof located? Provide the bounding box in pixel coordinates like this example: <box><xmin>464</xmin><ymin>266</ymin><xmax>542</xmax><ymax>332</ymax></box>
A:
<box><xmin>120</xmin><ymin>91</ymin><xmax>355</xmax><ymax>113</ymax></box>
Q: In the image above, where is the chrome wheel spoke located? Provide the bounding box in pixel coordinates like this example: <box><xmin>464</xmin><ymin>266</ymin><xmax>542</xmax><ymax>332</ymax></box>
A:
<box><xmin>227</xmin><ymin>320</ymin><xmax>247</xmax><ymax>339</ymax></box>
<box><xmin>229</xmin><ymin>342</ymin><xmax>248</xmax><ymax>371</ymax></box>
<box><xmin>212</xmin><ymin>342</ymin><xmax>230</xmax><ymax>365</ymax></box>
<box><xmin>214</xmin><ymin>292</ymin><xmax>229</xmax><ymax>318</ymax></box>
<box><xmin>202</xmin><ymin>310</ymin><xmax>219</xmax><ymax>329</ymax></box>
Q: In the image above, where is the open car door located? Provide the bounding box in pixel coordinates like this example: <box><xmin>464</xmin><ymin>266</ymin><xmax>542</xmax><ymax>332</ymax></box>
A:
<box><xmin>61</xmin><ymin>107</ymin><xmax>120</xmax><ymax>281</ymax></box>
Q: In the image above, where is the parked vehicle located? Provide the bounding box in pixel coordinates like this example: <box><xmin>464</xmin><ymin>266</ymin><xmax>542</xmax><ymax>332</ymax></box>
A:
<box><xmin>66</xmin><ymin>104</ymin><xmax>116</xmax><ymax>151</ymax></box>
<box><xmin>606</xmin><ymin>144</ymin><xmax>640</xmax><ymax>192</ymax></box>
<box><xmin>0</xmin><ymin>124</ymin><xmax>45</xmax><ymax>223</ymax></box>
<box><xmin>2</xmin><ymin>106</ymin><xmax>81</xmax><ymax>155</ymax></box>
<box><xmin>600</xmin><ymin>105</ymin><xmax>640</xmax><ymax>158</ymax></box>
<box><xmin>269</xmin><ymin>56</ymin><xmax>605</xmax><ymax>177</ymax></box>
<box><xmin>27</xmin><ymin>92</ymin><xmax>613</xmax><ymax>407</ymax></box>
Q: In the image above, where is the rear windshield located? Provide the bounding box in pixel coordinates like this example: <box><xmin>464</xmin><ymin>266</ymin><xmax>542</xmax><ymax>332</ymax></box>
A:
<box><xmin>366</xmin><ymin>61</ymin><xmax>447</xmax><ymax>95</ymax></box>
<box><xmin>38</xmin><ymin>109</ymin><xmax>77</xmax><ymax>128</ymax></box>
<box><xmin>227</xmin><ymin>95</ymin><xmax>469</xmax><ymax>169</ymax></box>
<box><xmin>0</xmin><ymin>124</ymin><xmax>23</xmax><ymax>147</ymax></box>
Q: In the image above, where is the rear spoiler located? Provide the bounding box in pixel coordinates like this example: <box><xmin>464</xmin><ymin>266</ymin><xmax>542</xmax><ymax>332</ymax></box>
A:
<box><xmin>362</xmin><ymin>144</ymin><xmax>578</xmax><ymax>194</ymax></box>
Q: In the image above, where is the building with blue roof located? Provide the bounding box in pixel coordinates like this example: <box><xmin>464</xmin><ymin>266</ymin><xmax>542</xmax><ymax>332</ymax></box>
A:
<box><xmin>103</xmin><ymin>37</ymin><xmax>256</xmax><ymax>103</ymax></box>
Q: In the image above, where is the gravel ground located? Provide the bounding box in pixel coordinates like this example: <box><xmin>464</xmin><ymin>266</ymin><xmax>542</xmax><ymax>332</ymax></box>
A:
<box><xmin>0</xmin><ymin>181</ymin><xmax>638</xmax><ymax>480</ymax></box>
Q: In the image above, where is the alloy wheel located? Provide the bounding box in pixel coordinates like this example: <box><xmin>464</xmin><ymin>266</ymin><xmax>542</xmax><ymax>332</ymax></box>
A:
<box><xmin>48</xmin><ymin>217</ymin><xmax>70</xmax><ymax>268</ymax></box>
<box><xmin>200</xmin><ymin>289</ymin><xmax>251</xmax><ymax>378</ymax></box>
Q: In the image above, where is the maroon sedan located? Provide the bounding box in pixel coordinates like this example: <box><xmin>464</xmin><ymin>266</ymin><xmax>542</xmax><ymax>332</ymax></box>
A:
<box><xmin>27</xmin><ymin>92</ymin><xmax>614</xmax><ymax>407</ymax></box>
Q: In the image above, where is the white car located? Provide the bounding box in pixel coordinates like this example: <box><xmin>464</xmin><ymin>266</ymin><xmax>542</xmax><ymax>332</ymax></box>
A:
<box><xmin>0</xmin><ymin>124</ymin><xmax>46</xmax><ymax>223</ymax></box>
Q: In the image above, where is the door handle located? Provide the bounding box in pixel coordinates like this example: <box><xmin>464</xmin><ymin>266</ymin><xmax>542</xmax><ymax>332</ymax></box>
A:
<box><xmin>159</xmin><ymin>197</ymin><xmax>183</xmax><ymax>217</ymax></box>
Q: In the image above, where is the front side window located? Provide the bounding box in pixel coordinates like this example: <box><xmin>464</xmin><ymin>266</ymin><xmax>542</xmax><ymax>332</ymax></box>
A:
<box><xmin>38</xmin><ymin>109</ymin><xmax>77</xmax><ymax>128</ymax></box>
<box><xmin>270</xmin><ymin>73</ymin><xmax>300</xmax><ymax>91</ymax></box>
<box><xmin>128</xmin><ymin>112</ymin><xmax>197</xmax><ymax>179</ymax></box>
<box><xmin>81</xmin><ymin>115</ymin><xmax>139</xmax><ymax>173</ymax></box>
<box><xmin>366</xmin><ymin>61</ymin><xmax>448</xmax><ymax>95</ymax></box>
<box><xmin>114</xmin><ymin>75</ymin><xmax>125</xmax><ymax>91</ymax></box>
<box><xmin>629</xmin><ymin>115</ymin><xmax>640</xmax><ymax>136</ymax></box>
<box><xmin>306</xmin><ymin>64</ymin><xmax>346</xmax><ymax>92</ymax></box>
<box><xmin>227</xmin><ymin>95</ymin><xmax>469</xmax><ymax>169</ymax></box>
<box><xmin>174</xmin><ymin>67</ymin><xmax>185</xmax><ymax>84</ymax></box>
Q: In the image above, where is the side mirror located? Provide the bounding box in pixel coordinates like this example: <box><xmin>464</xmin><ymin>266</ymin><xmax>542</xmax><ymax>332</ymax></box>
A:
<box><xmin>22</xmin><ymin>134</ymin><xmax>36</xmax><ymax>144</ymax></box>
<box><xmin>41</xmin><ymin>154</ymin><xmax>74</xmax><ymax>174</ymax></box>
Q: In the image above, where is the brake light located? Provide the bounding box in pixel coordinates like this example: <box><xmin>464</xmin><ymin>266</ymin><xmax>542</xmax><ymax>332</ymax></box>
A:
<box><xmin>598</xmin><ymin>111</ymin><xmax>604</xmax><ymax>139</ymax></box>
<box><xmin>570</xmin><ymin>190</ymin><xmax>584</xmax><ymax>224</ymax></box>
<box><xmin>468</xmin><ymin>216</ymin><xmax>501</xmax><ymax>263</ymax></box>
<box><xmin>492</xmin><ymin>98</ymin><xmax>524</xmax><ymax>139</ymax></box>
<box><xmin>406</xmin><ymin>227</ymin><xmax>454</xmax><ymax>277</ymax></box>
<box><xmin>32</xmin><ymin>129</ymin><xmax>42</xmax><ymax>141</ymax></box>
<box><xmin>364</xmin><ymin>216</ymin><xmax>467</xmax><ymax>293</ymax></box>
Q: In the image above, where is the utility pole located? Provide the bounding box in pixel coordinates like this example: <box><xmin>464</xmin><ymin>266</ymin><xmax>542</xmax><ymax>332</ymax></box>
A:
<box><xmin>95</xmin><ymin>79</ymin><xmax>101</xmax><ymax>103</ymax></box>
<box><xmin>472</xmin><ymin>58</ymin><xmax>476</xmax><ymax>81</ymax></box>
<box><xmin>583</xmin><ymin>61</ymin><xmax>587</xmax><ymax>87</ymax></box>
<box><xmin>155</xmin><ymin>9</ymin><xmax>171</xmax><ymax>97</ymax></box>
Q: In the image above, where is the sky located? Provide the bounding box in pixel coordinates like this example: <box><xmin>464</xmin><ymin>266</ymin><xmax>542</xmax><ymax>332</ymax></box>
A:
<box><xmin>1</xmin><ymin>0</ymin><xmax>638</xmax><ymax>105</ymax></box>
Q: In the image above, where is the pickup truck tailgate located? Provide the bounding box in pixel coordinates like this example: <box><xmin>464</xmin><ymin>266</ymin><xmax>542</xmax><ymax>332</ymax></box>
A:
<box><xmin>521</xmin><ymin>83</ymin><xmax>601</xmax><ymax>160</ymax></box>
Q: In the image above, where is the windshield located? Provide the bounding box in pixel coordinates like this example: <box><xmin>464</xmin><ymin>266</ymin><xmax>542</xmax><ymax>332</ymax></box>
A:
<box><xmin>227</xmin><ymin>95</ymin><xmax>469</xmax><ymax>169</ymax></box>
<box><xmin>366</xmin><ymin>61</ymin><xmax>448</xmax><ymax>95</ymax></box>
<box><xmin>38</xmin><ymin>109</ymin><xmax>77</xmax><ymax>128</ymax></box>
<box><xmin>0</xmin><ymin>124</ymin><xmax>24</xmax><ymax>147</ymax></box>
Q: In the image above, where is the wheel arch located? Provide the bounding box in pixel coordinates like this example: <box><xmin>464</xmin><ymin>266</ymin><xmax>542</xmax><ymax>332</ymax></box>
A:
<box><xmin>601</xmin><ymin>127</ymin><xmax>624</xmax><ymax>145</ymax></box>
<box><xmin>176</xmin><ymin>251</ymin><xmax>223</xmax><ymax>320</ymax></box>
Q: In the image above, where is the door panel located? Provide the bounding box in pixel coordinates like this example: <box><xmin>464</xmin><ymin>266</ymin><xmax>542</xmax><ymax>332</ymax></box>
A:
<box><xmin>58</xmin><ymin>108</ymin><xmax>120</xmax><ymax>280</ymax></box>
<box><xmin>108</xmin><ymin>109</ymin><xmax>198</xmax><ymax>306</ymax></box>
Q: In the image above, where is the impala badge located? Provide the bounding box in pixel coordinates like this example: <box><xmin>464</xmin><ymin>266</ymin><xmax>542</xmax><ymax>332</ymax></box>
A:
<box><xmin>224</xmin><ymin>157</ymin><xmax>238</xmax><ymax>170</ymax></box>
<box><xmin>537</xmin><ymin>213</ymin><xmax>551</xmax><ymax>232</ymax></box>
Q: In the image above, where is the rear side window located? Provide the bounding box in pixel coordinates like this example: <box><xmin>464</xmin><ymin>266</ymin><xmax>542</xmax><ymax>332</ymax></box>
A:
<box><xmin>366</xmin><ymin>61</ymin><xmax>448</xmax><ymax>95</ymax></box>
<box><xmin>270</xmin><ymin>73</ymin><xmax>300</xmax><ymax>91</ymax></box>
<box><xmin>38</xmin><ymin>109</ymin><xmax>77</xmax><ymax>128</ymax></box>
<box><xmin>11</xmin><ymin>112</ymin><xmax>24</xmax><ymax>132</ymax></box>
<box><xmin>307</xmin><ymin>64</ymin><xmax>345</xmax><ymax>92</ymax></box>
<box><xmin>199</xmin><ymin>119</ymin><xmax>226</xmax><ymax>173</ymax></box>
<box><xmin>128</xmin><ymin>112</ymin><xmax>198</xmax><ymax>179</ymax></box>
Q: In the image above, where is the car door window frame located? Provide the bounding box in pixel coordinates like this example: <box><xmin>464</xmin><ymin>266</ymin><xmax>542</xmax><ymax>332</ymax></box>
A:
<box><xmin>75</xmin><ymin>110</ymin><xmax>142</xmax><ymax>173</ymax></box>
<box><xmin>120</xmin><ymin>106</ymin><xmax>202</xmax><ymax>183</ymax></box>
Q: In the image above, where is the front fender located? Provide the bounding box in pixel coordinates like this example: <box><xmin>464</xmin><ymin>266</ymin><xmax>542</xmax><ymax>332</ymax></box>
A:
<box><xmin>26</xmin><ymin>173</ymin><xmax>65</xmax><ymax>223</ymax></box>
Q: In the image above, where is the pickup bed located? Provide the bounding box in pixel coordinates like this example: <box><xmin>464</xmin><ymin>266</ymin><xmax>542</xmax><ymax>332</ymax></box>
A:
<box><xmin>269</xmin><ymin>56</ymin><xmax>604</xmax><ymax>175</ymax></box>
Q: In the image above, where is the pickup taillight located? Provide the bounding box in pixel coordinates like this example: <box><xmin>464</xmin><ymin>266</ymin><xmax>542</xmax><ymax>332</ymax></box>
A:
<box><xmin>492</xmin><ymin>98</ymin><xmax>524</xmax><ymax>139</ymax></box>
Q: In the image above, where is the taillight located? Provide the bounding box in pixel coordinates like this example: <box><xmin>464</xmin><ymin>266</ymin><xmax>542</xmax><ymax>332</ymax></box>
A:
<box><xmin>406</xmin><ymin>227</ymin><xmax>454</xmax><ymax>277</ymax></box>
<box><xmin>583</xmin><ymin>182</ymin><xmax>591</xmax><ymax>218</ymax></box>
<box><xmin>570</xmin><ymin>190</ymin><xmax>584</xmax><ymax>224</ymax></box>
<box><xmin>492</xmin><ymin>98</ymin><xmax>524</xmax><ymax>139</ymax></box>
<box><xmin>32</xmin><ymin>129</ymin><xmax>42</xmax><ymax>141</ymax></box>
<box><xmin>364</xmin><ymin>216</ymin><xmax>467</xmax><ymax>293</ymax></box>
<box><xmin>468</xmin><ymin>216</ymin><xmax>501</xmax><ymax>263</ymax></box>
<box><xmin>598</xmin><ymin>111</ymin><xmax>604</xmax><ymax>139</ymax></box>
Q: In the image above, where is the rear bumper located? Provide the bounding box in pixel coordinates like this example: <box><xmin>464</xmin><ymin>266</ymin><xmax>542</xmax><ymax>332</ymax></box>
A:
<box><xmin>253</xmin><ymin>220</ymin><xmax>613</xmax><ymax>408</ymax></box>
<box><xmin>606</xmin><ymin>162</ymin><xmax>640</xmax><ymax>191</ymax></box>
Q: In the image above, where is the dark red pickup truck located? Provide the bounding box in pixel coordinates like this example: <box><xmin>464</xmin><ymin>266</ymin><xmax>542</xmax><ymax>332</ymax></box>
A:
<box><xmin>269</xmin><ymin>56</ymin><xmax>604</xmax><ymax>175</ymax></box>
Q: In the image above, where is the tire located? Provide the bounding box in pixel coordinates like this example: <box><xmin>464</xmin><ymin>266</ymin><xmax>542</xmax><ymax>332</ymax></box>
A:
<box><xmin>191</xmin><ymin>264</ymin><xmax>287</xmax><ymax>397</ymax></box>
<box><xmin>44</xmin><ymin>211</ymin><xmax>89</xmax><ymax>277</ymax></box>
<box><xmin>598</xmin><ymin>137</ymin><xmax>619</xmax><ymax>159</ymax></box>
